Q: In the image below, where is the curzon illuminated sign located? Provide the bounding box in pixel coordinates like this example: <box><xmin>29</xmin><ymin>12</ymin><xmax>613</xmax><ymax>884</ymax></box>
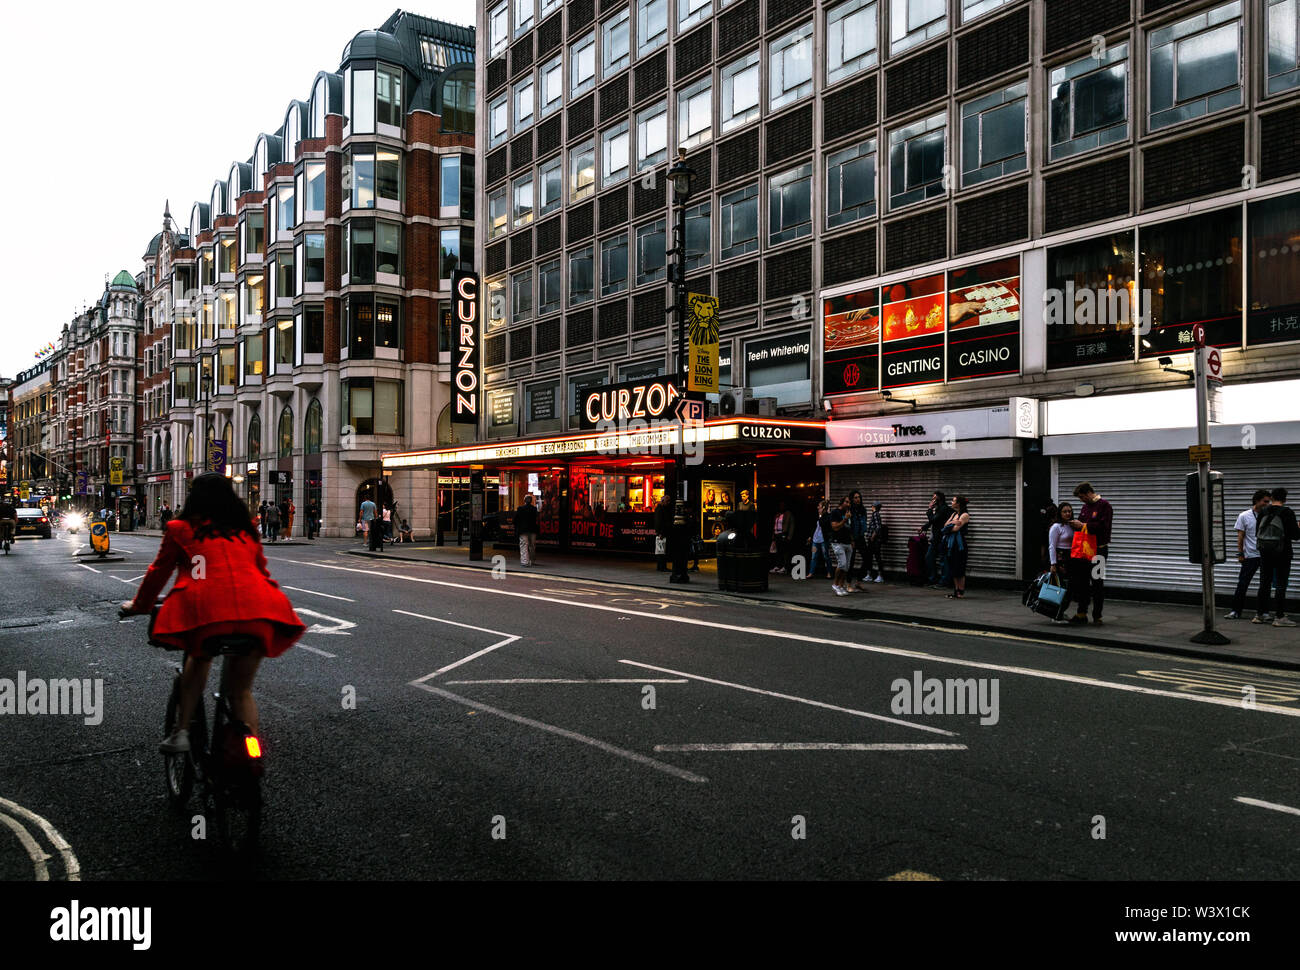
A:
<box><xmin>452</xmin><ymin>270</ymin><xmax>480</xmax><ymax>425</ymax></box>
<box><xmin>580</xmin><ymin>378</ymin><xmax>681</xmax><ymax>430</ymax></box>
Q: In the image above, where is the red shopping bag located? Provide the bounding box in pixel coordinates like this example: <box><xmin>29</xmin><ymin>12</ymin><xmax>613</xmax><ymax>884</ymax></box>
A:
<box><xmin>1070</xmin><ymin>524</ymin><xmax>1097</xmax><ymax>560</ymax></box>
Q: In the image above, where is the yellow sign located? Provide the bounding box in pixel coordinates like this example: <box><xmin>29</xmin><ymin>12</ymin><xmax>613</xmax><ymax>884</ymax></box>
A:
<box><xmin>1189</xmin><ymin>444</ymin><xmax>1212</xmax><ymax>464</ymax></box>
<box><xmin>20</xmin><ymin>482</ymin><xmax>30</xmax><ymax>501</ymax></box>
<box><xmin>109</xmin><ymin>456</ymin><xmax>125</xmax><ymax>486</ymax></box>
<box><xmin>686</xmin><ymin>292</ymin><xmax>719</xmax><ymax>394</ymax></box>
<box><xmin>90</xmin><ymin>519</ymin><xmax>110</xmax><ymax>555</ymax></box>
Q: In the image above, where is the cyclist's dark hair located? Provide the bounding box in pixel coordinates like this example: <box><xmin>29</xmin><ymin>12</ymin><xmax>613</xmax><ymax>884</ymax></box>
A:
<box><xmin>180</xmin><ymin>473</ymin><xmax>259</xmax><ymax>542</ymax></box>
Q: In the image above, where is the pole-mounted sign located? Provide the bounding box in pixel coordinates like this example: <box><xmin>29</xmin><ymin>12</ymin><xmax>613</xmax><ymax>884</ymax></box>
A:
<box><xmin>452</xmin><ymin>270</ymin><xmax>481</xmax><ymax>430</ymax></box>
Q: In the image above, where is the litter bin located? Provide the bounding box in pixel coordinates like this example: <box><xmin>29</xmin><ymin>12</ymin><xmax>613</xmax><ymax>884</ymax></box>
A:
<box><xmin>716</xmin><ymin>530</ymin><xmax>737</xmax><ymax>590</ymax></box>
<box><xmin>715</xmin><ymin>528</ymin><xmax>769</xmax><ymax>593</ymax></box>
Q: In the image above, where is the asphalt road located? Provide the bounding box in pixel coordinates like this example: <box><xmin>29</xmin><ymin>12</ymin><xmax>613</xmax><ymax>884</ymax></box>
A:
<box><xmin>2</xmin><ymin>528</ymin><xmax>1298</xmax><ymax>881</ymax></box>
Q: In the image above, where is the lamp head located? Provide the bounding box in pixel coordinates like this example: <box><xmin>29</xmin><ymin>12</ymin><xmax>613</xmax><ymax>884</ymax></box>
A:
<box><xmin>668</xmin><ymin>149</ymin><xmax>694</xmax><ymax>201</ymax></box>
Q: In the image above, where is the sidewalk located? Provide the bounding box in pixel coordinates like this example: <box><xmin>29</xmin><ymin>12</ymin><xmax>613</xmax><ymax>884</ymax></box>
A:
<box><xmin>348</xmin><ymin>542</ymin><xmax>1300</xmax><ymax>672</ymax></box>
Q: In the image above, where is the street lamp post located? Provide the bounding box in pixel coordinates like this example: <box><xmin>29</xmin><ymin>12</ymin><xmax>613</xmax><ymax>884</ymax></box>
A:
<box><xmin>667</xmin><ymin>150</ymin><xmax>695</xmax><ymax>585</ymax></box>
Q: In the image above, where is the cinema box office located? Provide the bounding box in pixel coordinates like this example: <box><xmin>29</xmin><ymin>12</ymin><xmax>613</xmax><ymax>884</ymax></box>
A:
<box><xmin>382</xmin><ymin>373</ymin><xmax>826</xmax><ymax>555</ymax></box>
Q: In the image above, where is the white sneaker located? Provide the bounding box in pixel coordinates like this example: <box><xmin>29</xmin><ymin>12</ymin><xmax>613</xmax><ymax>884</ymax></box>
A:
<box><xmin>1223</xmin><ymin>610</ymin><xmax>1242</xmax><ymax>619</ymax></box>
<box><xmin>873</xmin><ymin>576</ymin><xmax>884</xmax><ymax>584</ymax></box>
<box><xmin>1274</xmin><ymin>616</ymin><xmax>1297</xmax><ymax>627</ymax></box>
<box><xmin>159</xmin><ymin>728</ymin><xmax>190</xmax><ymax>754</ymax></box>
<box><xmin>834</xmin><ymin>586</ymin><xmax>849</xmax><ymax>596</ymax></box>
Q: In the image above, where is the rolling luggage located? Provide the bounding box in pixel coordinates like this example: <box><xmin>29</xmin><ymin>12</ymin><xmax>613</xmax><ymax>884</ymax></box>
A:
<box><xmin>906</xmin><ymin>534</ymin><xmax>928</xmax><ymax>585</ymax></box>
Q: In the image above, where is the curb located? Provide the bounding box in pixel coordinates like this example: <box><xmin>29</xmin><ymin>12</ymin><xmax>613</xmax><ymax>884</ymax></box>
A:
<box><xmin>344</xmin><ymin>550</ymin><xmax>1300</xmax><ymax>673</ymax></box>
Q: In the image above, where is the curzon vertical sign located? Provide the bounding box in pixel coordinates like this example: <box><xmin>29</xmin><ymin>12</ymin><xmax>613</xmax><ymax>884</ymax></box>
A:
<box><xmin>453</xmin><ymin>270</ymin><xmax>481</xmax><ymax>427</ymax></box>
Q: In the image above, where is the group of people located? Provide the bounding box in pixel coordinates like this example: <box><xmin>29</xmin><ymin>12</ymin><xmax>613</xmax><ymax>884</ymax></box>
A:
<box><xmin>1227</xmin><ymin>487</ymin><xmax>1299</xmax><ymax>627</ymax></box>
<box><xmin>1041</xmin><ymin>482</ymin><xmax>1115</xmax><ymax>625</ymax></box>
<box><xmin>257</xmin><ymin>498</ymin><xmax>296</xmax><ymax>542</ymax></box>
<box><xmin>358</xmin><ymin>495</ymin><xmax>411</xmax><ymax>550</ymax></box>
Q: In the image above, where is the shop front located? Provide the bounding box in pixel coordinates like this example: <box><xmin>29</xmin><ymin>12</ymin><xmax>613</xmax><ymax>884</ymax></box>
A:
<box><xmin>385</xmin><ymin>415</ymin><xmax>825</xmax><ymax>556</ymax></box>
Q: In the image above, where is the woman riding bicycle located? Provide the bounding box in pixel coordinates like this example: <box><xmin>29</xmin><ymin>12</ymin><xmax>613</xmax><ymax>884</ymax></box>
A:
<box><xmin>121</xmin><ymin>474</ymin><xmax>305</xmax><ymax>753</ymax></box>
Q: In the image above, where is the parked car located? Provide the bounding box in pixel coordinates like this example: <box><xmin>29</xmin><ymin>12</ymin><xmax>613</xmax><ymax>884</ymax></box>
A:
<box><xmin>15</xmin><ymin>508</ymin><xmax>53</xmax><ymax>539</ymax></box>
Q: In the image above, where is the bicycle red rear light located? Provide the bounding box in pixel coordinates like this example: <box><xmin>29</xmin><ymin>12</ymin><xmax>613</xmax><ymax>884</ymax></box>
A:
<box><xmin>244</xmin><ymin>736</ymin><xmax>263</xmax><ymax>759</ymax></box>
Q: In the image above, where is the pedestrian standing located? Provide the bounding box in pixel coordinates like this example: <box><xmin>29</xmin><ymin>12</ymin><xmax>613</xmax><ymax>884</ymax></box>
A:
<box><xmin>1226</xmin><ymin>490</ymin><xmax>1271</xmax><ymax>620</ymax></box>
<box><xmin>286</xmin><ymin>499</ymin><xmax>296</xmax><ymax>539</ymax></box>
<box><xmin>307</xmin><ymin>499</ymin><xmax>320</xmax><ymax>540</ymax></box>
<box><xmin>654</xmin><ymin>496</ymin><xmax>672</xmax><ymax>572</ymax></box>
<box><xmin>514</xmin><ymin>494</ymin><xmax>539</xmax><ymax>566</ymax></box>
<box><xmin>810</xmin><ymin>499</ymin><xmax>832</xmax><ymax>579</ymax></box>
<box><xmin>1067</xmin><ymin>482</ymin><xmax>1113</xmax><ymax>625</ymax></box>
<box><xmin>1047</xmin><ymin>501</ymin><xmax>1078</xmax><ymax>620</ymax></box>
<box><xmin>829</xmin><ymin>497</ymin><xmax>854</xmax><ymax>596</ymax></box>
<box><xmin>160</xmin><ymin>502</ymin><xmax>172</xmax><ymax>528</ymax></box>
<box><xmin>278</xmin><ymin>497</ymin><xmax>291</xmax><ymax>541</ymax></box>
<box><xmin>864</xmin><ymin>501</ymin><xmax>886</xmax><ymax>583</ymax></box>
<box><xmin>924</xmin><ymin>491</ymin><xmax>947</xmax><ymax>587</ymax></box>
<box><xmin>942</xmin><ymin>495</ymin><xmax>971</xmax><ymax>599</ymax></box>
<box><xmin>1256</xmin><ymin>488</ymin><xmax>1300</xmax><ymax>627</ymax></box>
<box><xmin>769</xmin><ymin>501</ymin><xmax>794</xmax><ymax>574</ymax></box>
<box><xmin>265</xmin><ymin>501</ymin><xmax>281</xmax><ymax>542</ymax></box>
<box><xmin>359</xmin><ymin>495</ymin><xmax>377</xmax><ymax>547</ymax></box>
<box><xmin>847</xmin><ymin>491</ymin><xmax>870</xmax><ymax>590</ymax></box>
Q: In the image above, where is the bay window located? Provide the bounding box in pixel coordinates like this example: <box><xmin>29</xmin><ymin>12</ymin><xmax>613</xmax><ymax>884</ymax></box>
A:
<box><xmin>342</xmin><ymin>378</ymin><xmax>404</xmax><ymax>435</ymax></box>
<box><xmin>303</xmin><ymin>306</ymin><xmax>325</xmax><ymax>355</ymax></box>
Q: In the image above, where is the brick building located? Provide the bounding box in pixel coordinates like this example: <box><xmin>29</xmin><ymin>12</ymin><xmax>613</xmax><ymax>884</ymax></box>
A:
<box><xmin>140</xmin><ymin>10</ymin><xmax>476</xmax><ymax>535</ymax></box>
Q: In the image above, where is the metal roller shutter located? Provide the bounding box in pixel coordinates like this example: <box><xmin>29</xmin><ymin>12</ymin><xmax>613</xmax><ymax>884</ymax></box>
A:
<box><xmin>1054</xmin><ymin>446</ymin><xmax>1300</xmax><ymax>595</ymax></box>
<box><xmin>829</xmin><ymin>460</ymin><xmax>1021</xmax><ymax>580</ymax></box>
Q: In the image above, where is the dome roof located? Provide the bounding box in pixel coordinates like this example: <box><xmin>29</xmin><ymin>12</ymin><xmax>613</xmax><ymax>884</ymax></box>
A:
<box><xmin>110</xmin><ymin>270</ymin><xmax>137</xmax><ymax>290</ymax></box>
<box><xmin>342</xmin><ymin>29</ymin><xmax>406</xmax><ymax>67</ymax></box>
<box><xmin>144</xmin><ymin>232</ymin><xmax>164</xmax><ymax>257</ymax></box>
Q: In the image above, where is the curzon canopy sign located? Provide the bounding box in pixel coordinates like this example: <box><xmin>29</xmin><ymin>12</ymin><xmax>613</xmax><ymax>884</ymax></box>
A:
<box><xmin>452</xmin><ymin>270</ymin><xmax>481</xmax><ymax>425</ymax></box>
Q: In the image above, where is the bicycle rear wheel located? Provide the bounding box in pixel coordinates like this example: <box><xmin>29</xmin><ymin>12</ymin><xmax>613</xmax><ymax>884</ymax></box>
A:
<box><xmin>208</xmin><ymin>710</ymin><xmax>261</xmax><ymax>856</ymax></box>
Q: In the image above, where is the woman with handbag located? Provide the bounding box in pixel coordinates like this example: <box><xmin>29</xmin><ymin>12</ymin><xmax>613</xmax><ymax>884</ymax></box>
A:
<box><xmin>941</xmin><ymin>495</ymin><xmax>971</xmax><ymax>599</ymax></box>
<box><xmin>1046</xmin><ymin>502</ymin><xmax>1078</xmax><ymax>620</ymax></box>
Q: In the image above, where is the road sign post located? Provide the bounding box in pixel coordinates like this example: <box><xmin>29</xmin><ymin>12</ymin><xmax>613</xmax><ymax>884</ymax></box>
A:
<box><xmin>1191</xmin><ymin>342</ymin><xmax>1228</xmax><ymax>645</ymax></box>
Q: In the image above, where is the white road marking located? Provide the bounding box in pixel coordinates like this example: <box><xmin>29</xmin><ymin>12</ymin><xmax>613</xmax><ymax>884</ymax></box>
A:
<box><xmin>1234</xmin><ymin>796</ymin><xmax>1300</xmax><ymax>817</ymax></box>
<box><xmin>0</xmin><ymin>798</ymin><xmax>79</xmax><ymax>881</ymax></box>
<box><xmin>75</xmin><ymin>564</ymin><xmax>100</xmax><ymax>574</ymax></box>
<box><xmin>392</xmin><ymin>609</ymin><xmax>515</xmax><ymax>639</ymax></box>
<box><xmin>296</xmin><ymin>644</ymin><xmax>337</xmax><ymax>658</ymax></box>
<box><xmin>281</xmin><ymin>586</ymin><xmax>356</xmax><ymax>603</ymax></box>
<box><xmin>289</xmin><ymin>561</ymin><xmax>1300</xmax><ymax>719</ymax></box>
<box><xmin>112</xmin><ymin>576</ymin><xmax>137</xmax><ymax>585</ymax></box>
<box><xmin>394</xmin><ymin>609</ymin><xmax>522</xmax><ymax>683</ymax></box>
<box><xmin>127</xmin><ymin>575</ymin><xmax>146</xmax><ymax>583</ymax></box>
<box><xmin>295</xmin><ymin>608</ymin><xmax>356</xmax><ymax>636</ymax></box>
<box><xmin>0</xmin><ymin>812</ymin><xmax>50</xmax><ymax>881</ymax></box>
<box><xmin>411</xmin><ymin>683</ymin><xmax>707</xmax><ymax>784</ymax></box>
<box><xmin>443</xmin><ymin>678</ymin><xmax>689</xmax><ymax>685</ymax></box>
<box><xmin>655</xmin><ymin>742</ymin><xmax>969</xmax><ymax>752</ymax></box>
<box><xmin>619</xmin><ymin>660</ymin><xmax>956</xmax><ymax>736</ymax></box>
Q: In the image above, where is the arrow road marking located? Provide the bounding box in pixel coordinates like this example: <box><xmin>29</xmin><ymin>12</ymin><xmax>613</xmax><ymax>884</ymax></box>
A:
<box><xmin>294</xmin><ymin>609</ymin><xmax>356</xmax><ymax>636</ymax></box>
<box><xmin>0</xmin><ymin>812</ymin><xmax>51</xmax><ymax>881</ymax></box>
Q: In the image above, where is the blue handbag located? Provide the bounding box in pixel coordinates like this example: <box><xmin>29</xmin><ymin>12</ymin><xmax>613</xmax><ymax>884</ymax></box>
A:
<box><xmin>1034</xmin><ymin>572</ymin><xmax>1068</xmax><ymax>619</ymax></box>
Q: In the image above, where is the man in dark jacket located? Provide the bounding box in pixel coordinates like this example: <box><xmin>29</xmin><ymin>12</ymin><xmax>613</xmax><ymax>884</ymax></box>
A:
<box><xmin>924</xmin><ymin>491</ymin><xmax>947</xmax><ymax>587</ymax></box>
<box><xmin>515</xmin><ymin>494</ymin><xmax>539</xmax><ymax>567</ymax></box>
<box><xmin>653</xmin><ymin>497</ymin><xmax>673</xmax><ymax>571</ymax></box>
<box><xmin>1069</xmin><ymin>482</ymin><xmax>1114</xmax><ymax>624</ymax></box>
<box><xmin>1257</xmin><ymin>488</ymin><xmax>1300</xmax><ymax>627</ymax></box>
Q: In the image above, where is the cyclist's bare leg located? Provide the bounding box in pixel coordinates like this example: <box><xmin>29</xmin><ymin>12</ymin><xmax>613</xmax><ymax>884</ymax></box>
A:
<box><xmin>176</xmin><ymin>655</ymin><xmax>212</xmax><ymax>731</ymax></box>
<box><xmin>226</xmin><ymin>654</ymin><xmax>263</xmax><ymax>735</ymax></box>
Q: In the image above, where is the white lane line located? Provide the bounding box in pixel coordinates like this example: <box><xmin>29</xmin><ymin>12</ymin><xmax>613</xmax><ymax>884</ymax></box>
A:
<box><xmin>111</xmin><ymin>576</ymin><xmax>137</xmax><ymax>585</ymax></box>
<box><xmin>411</xmin><ymin>683</ymin><xmax>707</xmax><ymax>784</ymax></box>
<box><xmin>295</xmin><ymin>609</ymin><xmax>356</xmax><ymax>636</ymax></box>
<box><xmin>655</xmin><ymin>742</ymin><xmax>969</xmax><ymax>752</ymax></box>
<box><xmin>0</xmin><ymin>812</ymin><xmax>51</xmax><ymax>881</ymax></box>
<box><xmin>443</xmin><ymin>678</ymin><xmax>689</xmax><ymax>685</ymax></box>
<box><xmin>289</xmin><ymin>560</ymin><xmax>1300</xmax><ymax>719</ymax></box>
<box><xmin>297</xmin><ymin>644</ymin><xmax>337</xmax><ymax>658</ymax></box>
<box><xmin>395</xmin><ymin>609</ymin><xmax>522</xmax><ymax>683</ymax></box>
<box><xmin>1234</xmin><ymin>796</ymin><xmax>1300</xmax><ymax>817</ymax></box>
<box><xmin>127</xmin><ymin>575</ymin><xmax>146</xmax><ymax>583</ymax></box>
<box><xmin>392</xmin><ymin>609</ymin><xmax>515</xmax><ymax>639</ymax></box>
<box><xmin>281</xmin><ymin>586</ymin><xmax>356</xmax><ymax>603</ymax></box>
<box><xmin>75</xmin><ymin>564</ymin><xmax>101</xmax><ymax>574</ymax></box>
<box><xmin>0</xmin><ymin>798</ymin><xmax>79</xmax><ymax>881</ymax></box>
<box><xmin>619</xmin><ymin>660</ymin><xmax>956</xmax><ymax>736</ymax></box>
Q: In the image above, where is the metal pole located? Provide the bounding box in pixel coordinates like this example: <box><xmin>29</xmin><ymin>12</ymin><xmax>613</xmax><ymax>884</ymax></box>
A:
<box><xmin>670</xmin><ymin>179</ymin><xmax>689</xmax><ymax>584</ymax></box>
<box><xmin>1191</xmin><ymin>346</ymin><xmax>1228</xmax><ymax>645</ymax></box>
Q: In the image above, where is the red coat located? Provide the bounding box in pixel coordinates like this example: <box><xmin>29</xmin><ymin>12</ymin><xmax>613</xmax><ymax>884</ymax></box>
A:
<box><xmin>131</xmin><ymin>519</ymin><xmax>306</xmax><ymax>657</ymax></box>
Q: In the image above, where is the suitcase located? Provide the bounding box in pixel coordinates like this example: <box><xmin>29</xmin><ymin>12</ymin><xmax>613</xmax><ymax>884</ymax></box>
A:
<box><xmin>906</xmin><ymin>535</ymin><xmax>928</xmax><ymax>585</ymax></box>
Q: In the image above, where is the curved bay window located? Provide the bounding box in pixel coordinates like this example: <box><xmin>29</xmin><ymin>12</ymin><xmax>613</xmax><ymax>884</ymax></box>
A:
<box><xmin>341</xmin><ymin>378</ymin><xmax>403</xmax><ymax>435</ymax></box>
<box><xmin>248</xmin><ymin>414</ymin><xmax>262</xmax><ymax>461</ymax></box>
<box><xmin>347</xmin><ymin>146</ymin><xmax>401</xmax><ymax>209</ymax></box>
<box><xmin>346</xmin><ymin>64</ymin><xmax>404</xmax><ymax>134</ymax></box>
<box><xmin>305</xmin><ymin>399</ymin><xmax>323</xmax><ymax>454</ymax></box>
<box><xmin>344</xmin><ymin>295</ymin><xmax>402</xmax><ymax>358</ymax></box>
<box><xmin>441</xmin><ymin>70</ymin><xmax>475</xmax><ymax>134</ymax></box>
<box><xmin>345</xmin><ymin>220</ymin><xmax>402</xmax><ymax>283</ymax></box>
<box><xmin>278</xmin><ymin>406</ymin><xmax>294</xmax><ymax>458</ymax></box>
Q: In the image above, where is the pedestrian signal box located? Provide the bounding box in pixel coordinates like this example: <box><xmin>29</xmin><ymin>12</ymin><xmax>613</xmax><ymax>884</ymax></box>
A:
<box><xmin>1186</xmin><ymin>471</ymin><xmax>1226</xmax><ymax>564</ymax></box>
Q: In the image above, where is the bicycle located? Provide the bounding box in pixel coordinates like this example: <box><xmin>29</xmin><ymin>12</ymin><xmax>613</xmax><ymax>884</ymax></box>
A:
<box><xmin>1</xmin><ymin>522</ymin><xmax>13</xmax><ymax>555</ymax></box>
<box><xmin>120</xmin><ymin>606</ymin><xmax>265</xmax><ymax>856</ymax></box>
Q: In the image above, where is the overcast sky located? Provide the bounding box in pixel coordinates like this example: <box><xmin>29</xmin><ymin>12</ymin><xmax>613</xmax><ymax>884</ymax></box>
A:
<box><xmin>0</xmin><ymin>0</ymin><xmax>475</xmax><ymax>380</ymax></box>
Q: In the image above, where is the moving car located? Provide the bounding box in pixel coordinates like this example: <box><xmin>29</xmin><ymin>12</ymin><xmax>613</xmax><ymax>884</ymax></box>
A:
<box><xmin>16</xmin><ymin>508</ymin><xmax>53</xmax><ymax>539</ymax></box>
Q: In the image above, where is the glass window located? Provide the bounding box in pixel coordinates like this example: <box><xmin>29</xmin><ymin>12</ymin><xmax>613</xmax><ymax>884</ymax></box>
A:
<box><xmin>245</xmin><ymin>275</ymin><xmax>265</xmax><ymax>316</ymax></box>
<box><xmin>349</xmin><ymin>224</ymin><xmax>375</xmax><ymax>283</ymax></box>
<box><xmin>1139</xmin><ymin>207</ymin><xmax>1242</xmax><ymax>357</ymax></box>
<box><xmin>769</xmin><ymin>22</ymin><xmax>814</xmax><ymax>111</ymax></box>
<box><xmin>490</xmin><ymin>3</ymin><xmax>509</xmax><ymax>57</ymax></box>
<box><xmin>686</xmin><ymin>200</ymin><xmax>711</xmax><ymax>269</ymax></box>
<box><xmin>376</xmin><ymin>222</ymin><xmax>401</xmax><ymax>275</ymax></box>
<box><xmin>352</xmin><ymin>69</ymin><xmax>375</xmax><ymax>134</ymax></box>
<box><xmin>277</xmin><ymin>254</ymin><xmax>295</xmax><ymax>299</ymax></box>
<box><xmin>488</xmin><ymin>277</ymin><xmax>507</xmax><ymax>328</ymax></box>
<box><xmin>303</xmin><ymin>306</ymin><xmax>324</xmax><ymax>354</ymax></box>
<box><xmin>603</xmin><ymin>10</ymin><xmax>631</xmax><ymax>78</ymax></box>
<box><xmin>513</xmin><ymin>173</ymin><xmax>534</xmax><ymax>228</ymax></box>
<box><xmin>769</xmin><ymin>163</ymin><xmax>813</xmax><ymax>245</ymax></box>
<box><xmin>826</xmin><ymin>138</ymin><xmax>876</xmax><ymax>227</ymax></box>
<box><xmin>514</xmin><ymin>75</ymin><xmax>535</xmax><ymax>132</ymax></box>
<box><xmin>305</xmin><ymin>399</ymin><xmax>322</xmax><ymax>454</ymax></box>
<box><xmin>342</xmin><ymin>379</ymin><xmax>404</xmax><ymax>436</ymax></box>
<box><xmin>515</xmin><ymin>0</ymin><xmax>534</xmax><ymax>36</ymax></box>
<box><xmin>827</xmin><ymin>0</ymin><xmax>877</xmax><ymax>84</ymax></box>
<box><xmin>960</xmin><ymin>82</ymin><xmax>1027</xmax><ymax>187</ymax></box>
<box><xmin>1268</xmin><ymin>0</ymin><xmax>1300</xmax><ymax>94</ymax></box>
<box><xmin>601</xmin><ymin>234</ymin><xmax>629</xmax><ymax>296</ymax></box>
<box><xmin>351</xmin><ymin>150</ymin><xmax>375</xmax><ymax>208</ymax></box>
<box><xmin>489</xmin><ymin>187</ymin><xmax>509</xmax><ymax>239</ymax></box>
<box><xmin>679</xmin><ymin>0</ymin><xmax>711</xmax><ymax>32</ymax></box>
<box><xmin>637</xmin><ymin>101</ymin><xmax>668</xmax><ymax>170</ymax></box>
<box><xmin>376</xmin><ymin>66</ymin><xmax>403</xmax><ymax>128</ymax></box>
<box><xmin>1247</xmin><ymin>192</ymin><xmax>1300</xmax><ymax>344</ymax></box>
<box><xmin>569</xmin><ymin>245</ymin><xmax>595</xmax><ymax>305</ymax></box>
<box><xmin>721</xmin><ymin>51</ymin><xmax>760</xmax><ymax>133</ymax></box>
<box><xmin>512</xmin><ymin>270</ymin><xmax>533</xmax><ymax>322</ymax></box>
<box><xmin>305</xmin><ymin>161</ymin><xmax>326</xmax><ymax>213</ymax></box>
<box><xmin>542</xmin><ymin>0</ymin><xmax>561</xmax><ymax>16</ymax></box>
<box><xmin>571</xmin><ymin>138</ymin><xmax>596</xmax><ymax>201</ymax></box>
<box><xmin>541</xmin><ymin>54</ymin><xmax>564</xmax><ymax>115</ymax></box>
<box><xmin>441</xmin><ymin>155</ymin><xmax>461</xmax><ymax>208</ymax></box>
<box><xmin>245</xmin><ymin>210</ymin><xmax>265</xmax><ymax>257</ymax></box>
<box><xmin>1049</xmin><ymin>45</ymin><xmax>1129</xmax><ymax>161</ymax></box>
<box><xmin>720</xmin><ymin>184</ymin><xmax>759</xmax><ymax>260</ymax></box>
<box><xmin>539</xmin><ymin>258</ymin><xmax>562</xmax><ymax>315</ymax></box>
<box><xmin>602</xmin><ymin>122</ymin><xmax>630</xmax><ymax>186</ymax></box>
<box><xmin>274</xmin><ymin>319</ymin><xmax>294</xmax><ymax>367</ymax></box>
<box><xmin>1045</xmin><ymin>232</ymin><xmax>1136</xmax><ymax>369</ymax></box>
<box><xmin>678</xmin><ymin>78</ymin><xmax>712</xmax><ymax>149</ymax></box>
<box><xmin>891</xmin><ymin>0</ymin><xmax>946</xmax><ymax>56</ymax></box>
<box><xmin>439</xmin><ymin>228</ymin><xmax>463</xmax><ymax>279</ymax></box>
<box><xmin>962</xmin><ymin>0</ymin><xmax>1012</xmax><ymax>23</ymax></box>
<box><xmin>539</xmin><ymin>156</ymin><xmax>563</xmax><ymax>215</ymax></box>
<box><xmin>639</xmin><ymin>0</ymin><xmax>669</xmax><ymax>56</ymax></box>
<box><xmin>571</xmin><ymin>33</ymin><xmax>597</xmax><ymax>97</ymax></box>
<box><xmin>636</xmin><ymin>219</ymin><xmax>667</xmax><ymax>285</ymax></box>
<box><xmin>218</xmin><ymin>347</ymin><xmax>237</xmax><ymax>389</ymax></box>
<box><xmin>888</xmin><ymin>112</ymin><xmax>946</xmax><ymax>209</ymax></box>
<box><xmin>277</xmin><ymin>187</ymin><xmax>295</xmax><ymax>233</ymax></box>
<box><xmin>1148</xmin><ymin>1</ymin><xmax>1242</xmax><ymax>131</ymax></box>
<box><xmin>490</xmin><ymin>94</ymin><xmax>508</xmax><ymax>147</ymax></box>
<box><xmin>442</xmin><ymin>74</ymin><xmax>477</xmax><ymax>133</ymax></box>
